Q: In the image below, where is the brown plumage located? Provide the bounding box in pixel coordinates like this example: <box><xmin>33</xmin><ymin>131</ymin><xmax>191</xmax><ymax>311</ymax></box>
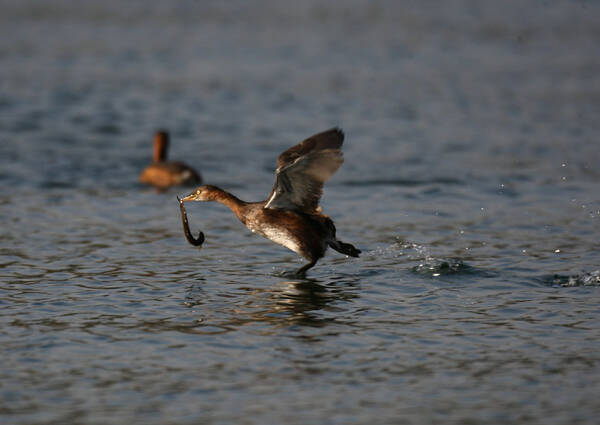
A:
<box><xmin>139</xmin><ymin>131</ymin><xmax>202</xmax><ymax>190</ymax></box>
<box><xmin>181</xmin><ymin>128</ymin><xmax>360</xmax><ymax>274</ymax></box>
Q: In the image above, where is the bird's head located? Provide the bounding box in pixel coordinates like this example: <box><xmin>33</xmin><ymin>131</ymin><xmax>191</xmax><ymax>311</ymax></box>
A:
<box><xmin>181</xmin><ymin>185</ymin><xmax>217</xmax><ymax>202</ymax></box>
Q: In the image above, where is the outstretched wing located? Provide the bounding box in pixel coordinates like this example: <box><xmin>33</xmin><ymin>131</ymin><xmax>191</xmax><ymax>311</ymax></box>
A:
<box><xmin>264</xmin><ymin>128</ymin><xmax>344</xmax><ymax>213</ymax></box>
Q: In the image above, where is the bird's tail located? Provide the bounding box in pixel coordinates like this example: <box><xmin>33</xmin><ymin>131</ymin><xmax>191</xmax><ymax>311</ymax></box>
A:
<box><xmin>329</xmin><ymin>240</ymin><xmax>361</xmax><ymax>257</ymax></box>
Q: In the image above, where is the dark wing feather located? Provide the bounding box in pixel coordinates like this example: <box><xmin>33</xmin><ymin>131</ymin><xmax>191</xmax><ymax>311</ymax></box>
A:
<box><xmin>265</xmin><ymin>128</ymin><xmax>344</xmax><ymax>213</ymax></box>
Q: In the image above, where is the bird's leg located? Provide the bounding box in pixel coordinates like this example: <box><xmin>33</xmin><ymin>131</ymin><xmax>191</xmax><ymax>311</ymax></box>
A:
<box><xmin>295</xmin><ymin>259</ymin><xmax>317</xmax><ymax>275</ymax></box>
<box><xmin>177</xmin><ymin>197</ymin><xmax>205</xmax><ymax>247</ymax></box>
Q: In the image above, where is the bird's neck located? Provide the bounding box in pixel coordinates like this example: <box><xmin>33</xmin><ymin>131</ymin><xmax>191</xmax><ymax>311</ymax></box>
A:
<box><xmin>211</xmin><ymin>188</ymin><xmax>247</xmax><ymax>219</ymax></box>
<box><xmin>153</xmin><ymin>139</ymin><xmax>168</xmax><ymax>163</ymax></box>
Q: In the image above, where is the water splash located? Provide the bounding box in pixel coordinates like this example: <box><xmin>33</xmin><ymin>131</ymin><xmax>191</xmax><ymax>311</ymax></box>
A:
<box><xmin>552</xmin><ymin>270</ymin><xmax>600</xmax><ymax>287</ymax></box>
<box><xmin>367</xmin><ymin>238</ymin><xmax>487</xmax><ymax>278</ymax></box>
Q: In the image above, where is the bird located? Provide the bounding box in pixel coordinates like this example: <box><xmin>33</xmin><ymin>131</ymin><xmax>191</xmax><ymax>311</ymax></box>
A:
<box><xmin>139</xmin><ymin>130</ymin><xmax>202</xmax><ymax>190</ymax></box>
<box><xmin>181</xmin><ymin>127</ymin><xmax>360</xmax><ymax>274</ymax></box>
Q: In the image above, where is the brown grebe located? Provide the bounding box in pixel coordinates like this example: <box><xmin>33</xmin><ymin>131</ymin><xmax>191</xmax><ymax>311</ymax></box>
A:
<box><xmin>180</xmin><ymin>128</ymin><xmax>360</xmax><ymax>274</ymax></box>
<box><xmin>139</xmin><ymin>130</ymin><xmax>202</xmax><ymax>190</ymax></box>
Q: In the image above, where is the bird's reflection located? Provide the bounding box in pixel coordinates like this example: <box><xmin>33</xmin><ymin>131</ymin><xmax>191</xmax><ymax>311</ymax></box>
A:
<box><xmin>260</xmin><ymin>279</ymin><xmax>340</xmax><ymax>327</ymax></box>
<box><xmin>184</xmin><ymin>275</ymin><xmax>360</xmax><ymax>330</ymax></box>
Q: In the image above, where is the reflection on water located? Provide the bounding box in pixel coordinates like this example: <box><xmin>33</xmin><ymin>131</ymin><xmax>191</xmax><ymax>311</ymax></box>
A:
<box><xmin>185</xmin><ymin>278</ymin><xmax>360</xmax><ymax>331</ymax></box>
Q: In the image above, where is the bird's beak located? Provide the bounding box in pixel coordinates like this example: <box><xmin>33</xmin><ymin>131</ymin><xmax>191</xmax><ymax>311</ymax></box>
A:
<box><xmin>180</xmin><ymin>193</ymin><xmax>196</xmax><ymax>202</ymax></box>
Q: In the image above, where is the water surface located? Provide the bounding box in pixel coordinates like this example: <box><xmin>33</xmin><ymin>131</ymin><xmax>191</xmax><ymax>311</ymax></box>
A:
<box><xmin>1</xmin><ymin>1</ymin><xmax>599</xmax><ymax>424</ymax></box>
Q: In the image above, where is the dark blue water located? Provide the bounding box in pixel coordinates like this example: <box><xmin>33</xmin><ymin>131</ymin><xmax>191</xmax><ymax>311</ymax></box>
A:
<box><xmin>1</xmin><ymin>1</ymin><xmax>599</xmax><ymax>424</ymax></box>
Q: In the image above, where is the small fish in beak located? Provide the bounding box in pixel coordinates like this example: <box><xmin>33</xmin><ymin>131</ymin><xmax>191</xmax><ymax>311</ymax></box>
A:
<box><xmin>177</xmin><ymin>196</ymin><xmax>205</xmax><ymax>246</ymax></box>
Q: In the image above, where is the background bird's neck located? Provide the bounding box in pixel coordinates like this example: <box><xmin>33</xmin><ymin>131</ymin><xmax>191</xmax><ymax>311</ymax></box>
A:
<box><xmin>153</xmin><ymin>135</ymin><xmax>169</xmax><ymax>162</ymax></box>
